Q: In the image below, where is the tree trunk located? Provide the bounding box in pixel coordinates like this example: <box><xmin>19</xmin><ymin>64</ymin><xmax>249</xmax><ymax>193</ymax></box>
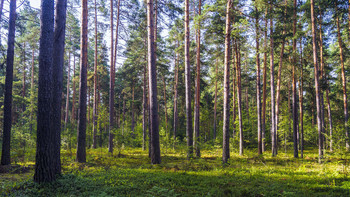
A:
<box><xmin>269</xmin><ymin>3</ymin><xmax>277</xmax><ymax>157</ymax></box>
<box><xmin>108</xmin><ymin>0</ymin><xmax>115</xmax><ymax>154</ymax></box>
<box><xmin>184</xmin><ymin>0</ymin><xmax>193</xmax><ymax>159</ymax></box>
<box><xmin>162</xmin><ymin>76</ymin><xmax>168</xmax><ymax>135</ymax></box>
<box><xmin>34</xmin><ymin>0</ymin><xmax>55</xmax><ymax>182</ymax></box>
<box><xmin>72</xmin><ymin>55</ymin><xmax>76</xmax><ymax>124</ymax></box>
<box><xmin>262</xmin><ymin>10</ymin><xmax>268</xmax><ymax>153</ymax></box>
<box><xmin>22</xmin><ymin>43</ymin><xmax>26</xmax><ymax>113</ymax></box>
<box><xmin>311</xmin><ymin>0</ymin><xmax>323</xmax><ymax>163</ymax></box>
<box><xmin>194</xmin><ymin>0</ymin><xmax>201</xmax><ymax>158</ymax></box>
<box><xmin>1</xmin><ymin>0</ymin><xmax>16</xmax><ymax>166</ymax></box>
<box><xmin>147</xmin><ymin>0</ymin><xmax>161</xmax><ymax>164</ymax></box>
<box><xmin>30</xmin><ymin>49</ymin><xmax>35</xmax><ymax>134</ymax></box>
<box><xmin>143</xmin><ymin>58</ymin><xmax>147</xmax><ymax>151</ymax></box>
<box><xmin>76</xmin><ymin>0</ymin><xmax>88</xmax><ymax>163</ymax></box>
<box><xmin>255</xmin><ymin>7</ymin><xmax>262</xmax><ymax>155</ymax></box>
<box><xmin>65</xmin><ymin>52</ymin><xmax>71</xmax><ymax>131</ymax></box>
<box><xmin>275</xmin><ymin>0</ymin><xmax>287</xmax><ymax>155</ymax></box>
<box><xmin>173</xmin><ymin>42</ymin><xmax>179</xmax><ymax>148</ymax></box>
<box><xmin>213</xmin><ymin>58</ymin><xmax>218</xmax><ymax>140</ymax></box>
<box><xmin>222</xmin><ymin>0</ymin><xmax>232</xmax><ymax>164</ymax></box>
<box><xmin>299</xmin><ymin>39</ymin><xmax>304</xmax><ymax>158</ymax></box>
<box><xmin>292</xmin><ymin>0</ymin><xmax>298</xmax><ymax>158</ymax></box>
<box><xmin>232</xmin><ymin>45</ymin><xmax>236</xmax><ymax>140</ymax></box>
<box><xmin>336</xmin><ymin>2</ymin><xmax>349</xmax><ymax>150</ymax></box>
<box><xmin>235</xmin><ymin>39</ymin><xmax>243</xmax><ymax>156</ymax></box>
<box><xmin>92</xmin><ymin>0</ymin><xmax>98</xmax><ymax>149</ymax></box>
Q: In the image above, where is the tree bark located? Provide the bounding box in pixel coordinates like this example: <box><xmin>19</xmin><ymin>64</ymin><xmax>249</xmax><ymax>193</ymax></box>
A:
<box><xmin>143</xmin><ymin>55</ymin><xmax>147</xmax><ymax>151</ymax></box>
<box><xmin>262</xmin><ymin>10</ymin><xmax>268</xmax><ymax>153</ymax></box>
<box><xmin>269</xmin><ymin>3</ymin><xmax>277</xmax><ymax>157</ymax></box>
<box><xmin>108</xmin><ymin>0</ymin><xmax>115</xmax><ymax>154</ymax></box>
<box><xmin>76</xmin><ymin>0</ymin><xmax>88</xmax><ymax>163</ymax></box>
<box><xmin>213</xmin><ymin>58</ymin><xmax>218</xmax><ymax>140</ymax></box>
<box><xmin>255</xmin><ymin>6</ymin><xmax>262</xmax><ymax>155</ymax></box>
<box><xmin>222</xmin><ymin>0</ymin><xmax>232</xmax><ymax>164</ymax></box>
<box><xmin>147</xmin><ymin>0</ymin><xmax>161</xmax><ymax>164</ymax></box>
<box><xmin>299</xmin><ymin>39</ymin><xmax>304</xmax><ymax>158</ymax></box>
<box><xmin>232</xmin><ymin>46</ymin><xmax>236</xmax><ymax>140</ymax></box>
<box><xmin>34</xmin><ymin>0</ymin><xmax>55</xmax><ymax>182</ymax></box>
<box><xmin>51</xmin><ymin>0</ymin><xmax>67</xmax><ymax>174</ymax></box>
<box><xmin>1</xmin><ymin>0</ymin><xmax>16</xmax><ymax>166</ymax></box>
<box><xmin>336</xmin><ymin>2</ymin><xmax>349</xmax><ymax>150</ymax></box>
<box><xmin>311</xmin><ymin>0</ymin><xmax>323</xmax><ymax>163</ymax></box>
<box><xmin>184</xmin><ymin>0</ymin><xmax>193</xmax><ymax>159</ymax></box>
<box><xmin>71</xmin><ymin>55</ymin><xmax>76</xmax><ymax>124</ymax></box>
<box><xmin>65</xmin><ymin>52</ymin><xmax>71</xmax><ymax>131</ymax></box>
<box><xmin>235</xmin><ymin>39</ymin><xmax>243</xmax><ymax>156</ymax></box>
<box><xmin>173</xmin><ymin>42</ymin><xmax>179</xmax><ymax>147</ymax></box>
<box><xmin>194</xmin><ymin>0</ymin><xmax>202</xmax><ymax>158</ymax></box>
<box><xmin>92</xmin><ymin>0</ymin><xmax>98</xmax><ymax>149</ymax></box>
<box><xmin>292</xmin><ymin>0</ymin><xmax>298</xmax><ymax>158</ymax></box>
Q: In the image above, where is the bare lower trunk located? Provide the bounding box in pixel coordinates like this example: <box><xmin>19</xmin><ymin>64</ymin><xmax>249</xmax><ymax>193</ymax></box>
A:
<box><xmin>262</xmin><ymin>11</ymin><xmax>268</xmax><ymax>153</ymax></box>
<box><xmin>222</xmin><ymin>0</ymin><xmax>232</xmax><ymax>164</ymax></box>
<box><xmin>311</xmin><ymin>0</ymin><xmax>323</xmax><ymax>163</ymax></box>
<box><xmin>255</xmin><ymin>7</ymin><xmax>262</xmax><ymax>155</ymax></box>
<box><xmin>235</xmin><ymin>39</ymin><xmax>243</xmax><ymax>156</ymax></box>
<box><xmin>108</xmin><ymin>0</ymin><xmax>115</xmax><ymax>154</ymax></box>
<box><xmin>269</xmin><ymin>3</ymin><xmax>277</xmax><ymax>156</ymax></box>
<box><xmin>292</xmin><ymin>0</ymin><xmax>298</xmax><ymax>158</ymax></box>
<box><xmin>184</xmin><ymin>0</ymin><xmax>193</xmax><ymax>159</ymax></box>
<box><xmin>92</xmin><ymin>0</ymin><xmax>98</xmax><ymax>149</ymax></box>
<box><xmin>213</xmin><ymin>59</ymin><xmax>218</xmax><ymax>140</ymax></box>
<box><xmin>194</xmin><ymin>0</ymin><xmax>201</xmax><ymax>158</ymax></box>
<box><xmin>299</xmin><ymin>39</ymin><xmax>304</xmax><ymax>158</ymax></box>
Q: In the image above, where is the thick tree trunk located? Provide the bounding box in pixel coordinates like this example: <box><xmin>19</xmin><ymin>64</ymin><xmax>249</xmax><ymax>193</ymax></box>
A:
<box><xmin>194</xmin><ymin>0</ymin><xmax>201</xmax><ymax>158</ymax></box>
<box><xmin>336</xmin><ymin>3</ymin><xmax>349</xmax><ymax>150</ymax></box>
<box><xmin>76</xmin><ymin>0</ymin><xmax>88</xmax><ymax>163</ymax></box>
<box><xmin>311</xmin><ymin>0</ymin><xmax>323</xmax><ymax>163</ymax></box>
<box><xmin>213</xmin><ymin>59</ymin><xmax>218</xmax><ymax>140</ymax></box>
<box><xmin>51</xmin><ymin>0</ymin><xmax>67</xmax><ymax>174</ymax></box>
<box><xmin>235</xmin><ymin>39</ymin><xmax>243</xmax><ymax>156</ymax></box>
<box><xmin>92</xmin><ymin>0</ymin><xmax>98</xmax><ymax>149</ymax></box>
<box><xmin>262</xmin><ymin>11</ymin><xmax>268</xmax><ymax>153</ymax></box>
<box><xmin>109</xmin><ymin>0</ymin><xmax>115</xmax><ymax>154</ymax></box>
<box><xmin>222</xmin><ymin>0</ymin><xmax>232</xmax><ymax>164</ymax></box>
<box><xmin>292</xmin><ymin>0</ymin><xmax>298</xmax><ymax>158</ymax></box>
<box><xmin>147</xmin><ymin>0</ymin><xmax>161</xmax><ymax>164</ymax></box>
<box><xmin>269</xmin><ymin>3</ymin><xmax>277</xmax><ymax>157</ymax></box>
<box><xmin>255</xmin><ymin>7</ymin><xmax>262</xmax><ymax>155</ymax></box>
<box><xmin>34</xmin><ymin>0</ymin><xmax>55</xmax><ymax>182</ymax></box>
<box><xmin>1</xmin><ymin>0</ymin><xmax>16</xmax><ymax>166</ymax></box>
<box><xmin>184</xmin><ymin>0</ymin><xmax>193</xmax><ymax>159</ymax></box>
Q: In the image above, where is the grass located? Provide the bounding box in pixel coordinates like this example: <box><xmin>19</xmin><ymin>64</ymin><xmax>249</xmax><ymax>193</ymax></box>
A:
<box><xmin>1</xmin><ymin>146</ymin><xmax>350</xmax><ymax>196</ymax></box>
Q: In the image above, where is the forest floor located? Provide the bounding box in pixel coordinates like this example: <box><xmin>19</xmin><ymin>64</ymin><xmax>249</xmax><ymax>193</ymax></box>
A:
<box><xmin>1</xmin><ymin>146</ymin><xmax>350</xmax><ymax>196</ymax></box>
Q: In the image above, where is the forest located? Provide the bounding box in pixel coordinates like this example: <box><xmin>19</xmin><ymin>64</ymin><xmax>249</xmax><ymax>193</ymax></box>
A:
<box><xmin>0</xmin><ymin>0</ymin><xmax>350</xmax><ymax>196</ymax></box>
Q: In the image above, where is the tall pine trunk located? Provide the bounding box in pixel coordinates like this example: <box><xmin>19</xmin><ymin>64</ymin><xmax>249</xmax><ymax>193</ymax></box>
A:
<box><xmin>108</xmin><ymin>0</ymin><xmax>115</xmax><ymax>154</ymax></box>
<box><xmin>76</xmin><ymin>0</ymin><xmax>88</xmax><ymax>163</ymax></box>
<box><xmin>235</xmin><ymin>39</ymin><xmax>243</xmax><ymax>156</ymax></box>
<box><xmin>1</xmin><ymin>0</ymin><xmax>16</xmax><ymax>166</ymax></box>
<box><xmin>262</xmin><ymin>10</ymin><xmax>268</xmax><ymax>153</ymax></box>
<box><xmin>213</xmin><ymin>58</ymin><xmax>218</xmax><ymax>140</ymax></box>
<box><xmin>255</xmin><ymin>6</ymin><xmax>262</xmax><ymax>155</ymax></box>
<box><xmin>194</xmin><ymin>0</ymin><xmax>202</xmax><ymax>158</ymax></box>
<box><xmin>311</xmin><ymin>0</ymin><xmax>323</xmax><ymax>163</ymax></box>
<box><xmin>269</xmin><ymin>3</ymin><xmax>277</xmax><ymax>157</ymax></box>
<box><xmin>292</xmin><ymin>0</ymin><xmax>298</xmax><ymax>158</ymax></box>
<box><xmin>92</xmin><ymin>0</ymin><xmax>98</xmax><ymax>149</ymax></box>
<box><xmin>184</xmin><ymin>0</ymin><xmax>193</xmax><ymax>158</ymax></box>
<box><xmin>222</xmin><ymin>0</ymin><xmax>232</xmax><ymax>164</ymax></box>
<box><xmin>299</xmin><ymin>39</ymin><xmax>304</xmax><ymax>158</ymax></box>
<box><xmin>147</xmin><ymin>0</ymin><xmax>161</xmax><ymax>164</ymax></box>
<box><xmin>34</xmin><ymin>0</ymin><xmax>55</xmax><ymax>182</ymax></box>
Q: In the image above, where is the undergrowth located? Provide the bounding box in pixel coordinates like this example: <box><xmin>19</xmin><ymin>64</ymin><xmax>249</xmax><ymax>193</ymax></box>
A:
<box><xmin>1</xmin><ymin>146</ymin><xmax>350</xmax><ymax>196</ymax></box>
